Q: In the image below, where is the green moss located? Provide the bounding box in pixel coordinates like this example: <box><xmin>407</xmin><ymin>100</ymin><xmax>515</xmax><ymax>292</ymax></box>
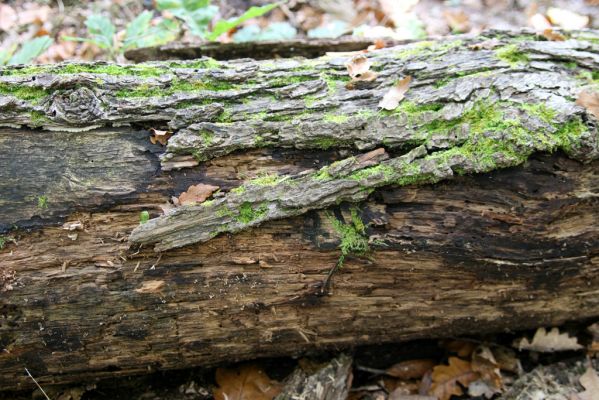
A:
<box><xmin>348</xmin><ymin>164</ymin><xmax>395</xmax><ymax>181</ymax></box>
<box><xmin>117</xmin><ymin>78</ymin><xmax>236</xmax><ymax>98</ymax></box>
<box><xmin>198</xmin><ymin>129</ymin><xmax>215</xmax><ymax>145</ymax></box>
<box><xmin>247</xmin><ymin>173</ymin><xmax>284</xmax><ymax>186</ymax></box>
<box><xmin>328</xmin><ymin>208</ymin><xmax>370</xmax><ymax>263</ymax></box>
<box><xmin>231</xmin><ymin>186</ymin><xmax>246</xmax><ymax>194</ymax></box>
<box><xmin>217</xmin><ymin>109</ymin><xmax>232</xmax><ymax>123</ymax></box>
<box><xmin>312</xmin><ymin>137</ymin><xmax>343</xmax><ymax>150</ymax></box>
<box><xmin>37</xmin><ymin>195</ymin><xmax>48</xmax><ymax>210</ymax></box>
<box><xmin>29</xmin><ymin>111</ymin><xmax>49</xmax><ymax>125</ymax></box>
<box><xmin>0</xmin><ymin>83</ymin><xmax>48</xmax><ymax>102</ymax></box>
<box><xmin>520</xmin><ymin>103</ymin><xmax>556</xmax><ymax>123</ymax></box>
<box><xmin>495</xmin><ymin>44</ymin><xmax>529</xmax><ymax>66</ymax></box>
<box><xmin>323</xmin><ymin>114</ymin><xmax>349</xmax><ymax>124</ymax></box>
<box><xmin>269</xmin><ymin>75</ymin><xmax>316</xmax><ymax>87</ymax></box>
<box><xmin>236</xmin><ymin>202</ymin><xmax>268</xmax><ymax>224</ymax></box>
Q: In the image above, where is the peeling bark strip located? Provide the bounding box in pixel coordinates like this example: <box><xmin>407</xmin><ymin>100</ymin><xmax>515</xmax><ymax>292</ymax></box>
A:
<box><xmin>0</xmin><ymin>31</ymin><xmax>599</xmax><ymax>390</ymax></box>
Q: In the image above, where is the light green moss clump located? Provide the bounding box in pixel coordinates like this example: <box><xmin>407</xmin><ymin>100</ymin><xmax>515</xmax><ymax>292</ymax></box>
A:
<box><xmin>328</xmin><ymin>208</ymin><xmax>369</xmax><ymax>265</ymax></box>
<box><xmin>323</xmin><ymin>114</ymin><xmax>349</xmax><ymax>124</ymax></box>
<box><xmin>495</xmin><ymin>44</ymin><xmax>529</xmax><ymax>66</ymax></box>
<box><xmin>236</xmin><ymin>202</ymin><xmax>268</xmax><ymax>224</ymax></box>
<box><xmin>0</xmin><ymin>83</ymin><xmax>48</xmax><ymax>102</ymax></box>
<box><xmin>199</xmin><ymin>129</ymin><xmax>215</xmax><ymax>145</ymax></box>
<box><xmin>37</xmin><ymin>195</ymin><xmax>48</xmax><ymax>210</ymax></box>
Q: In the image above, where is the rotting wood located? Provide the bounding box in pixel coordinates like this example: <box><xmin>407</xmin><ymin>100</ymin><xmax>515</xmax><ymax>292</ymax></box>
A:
<box><xmin>0</xmin><ymin>30</ymin><xmax>598</xmax><ymax>391</ymax></box>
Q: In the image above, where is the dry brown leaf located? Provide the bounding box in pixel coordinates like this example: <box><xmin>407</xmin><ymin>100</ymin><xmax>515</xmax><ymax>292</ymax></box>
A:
<box><xmin>529</xmin><ymin>13</ymin><xmax>552</xmax><ymax>30</ymax></box>
<box><xmin>547</xmin><ymin>8</ymin><xmax>589</xmax><ymax>30</ymax></box>
<box><xmin>346</xmin><ymin>55</ymin><xmax>376</xmax><ymax>80</ymax></box>
<box><xmin>367</xmin><ymin>39</ymin><xmax>386</xmax><ymax>52</ymax></box>
<box><xmin>468</xmin><ymin>38</ymin><xmax>501</xmax><ymax>50</ymax></box>
<box><xmin>572</xmin><ymin>366</ymin><xmax>599</xmax><ymax>400</ymax></box>
<box><xmin>543</xmin><ymin>28</ymin><xmax>566</xmax><ymax>41</ymax></box>
<box><xmin>178</xmin><ymin>184</ymin><xmax>219</xmax><ymax>206</ymax></box>
<box><xmin>17</xmin><ymin>5</ymin><xmax>52</xmax><ymax>26</ymax></box>
<box><xmin>378</xmin><ymin>76</ymin><xmax>411</xmax><ymax>110</ymax></box>
<box><xmin>576</xmin><ymin>90</ymin><xmax>599</xmax><ymax>120</ymax></box>
<box><xmin>513</xmin><ymin>327</ymin><xmax>583</xmax><ymax>352</ymax></box>
<box><xmin>150</xmin><ymin>128</ymin><xmax>173</xmax><ymax>146</ymax></box>
<box><xmin>491</xmin><ymin>346</ymin><xmax>522</xmax><ymax>374</ymax></box>
<box><xmin>587</xmin><ymin>323</ymin><xmax>599</xmax><ymax>356</ymax></box>
<box><xmin>470</xmin><ymin>346</ymin><xmax>503</xmax><ymax>397</ymax></box>
<box><xmin>213</xmin><ymin>364</ymin><xmax>282</xmax><ymax>400</ymax></box>
<box><xmin>440</xmin><ymin>339</ymin><xmax>477</xmax><ymax>359</ymax></box>
<box><xmin>430</xmin><ymin>357</ymin><xmax>480</xmax><ymax>400</ymax></box>
<box><xmin>386</xmin><ymin>359</ymin><xmax>435</xmax><ymax>380</ymax></box>
<box><xmin>0</xmin><ymin>4</ymin><xmax>17</xmax><ymax>32</ymax></box>
<box><xmin>443</xmin><ymin>10</ymin><xmax>470</xmax><ymax>33</ymax></box>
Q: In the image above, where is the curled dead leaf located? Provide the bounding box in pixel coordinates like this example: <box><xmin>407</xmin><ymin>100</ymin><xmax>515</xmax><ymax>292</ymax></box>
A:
<box><xmin>471</xmin><ymin>346</ymin><xmax>503</xmax><ymax>396</ymax></box>
<box><xmin>385</xmin><ymin>359</ymin><xmax>436</xmax><ymax>380</ymax></box>
<box><xmin>529</xmin><ymin>13</ymin><xmax>552</xmax><ymax>30</ymax></box>
<box><xmin>576</xmin><ymin>90</ymin><xmax>599</xmax><ymax>120</ymax></box>
<box><xmin>430</xmin><ymin>357</ymin><xmax>480</xmax><ymax>400</ymax></box>
<box><xmin>542</xmin><ymin>28</ymin><xmax>566</xmax><ymax>41</ymax></box>
<box><xmin>378</xmin><ymin>76</ymin><xmax>411</xmax><ymax>111</ymax></box>
<box><xmin>150</xmin><ymin>128</ymin><xmax>173</xmax><ymax>146</ymax></box>
<box><xmin>345</xmin><ymin>55</ymin><xmax>378</xmax><ymax>89</ymax></box>
<box><xmin>468</xmin><ymin>38</ymin><xmax>501</xmax><ymax>50</ymax></box>
<box><xmin>547</xmin><ymin>8</ymin><xmax>589</xmax><ymax>30</ymax></box>
<box><xmin>573</xmin><ymin>366</ymin><xmax>599</xmax><ymax>400</ymax></box>
<box><xmin>513</xmin><ymin>327</ymin><xmax>583</xmax><ymax>352</ymax></box>
<box><xmin>443</xmin><ymin>10</ymin><xmax>470</xmax><ymax>33</ymax></box>
<box><xmin>177</xmin><ymin>184</ymin><xmax>219</xmax><ymax>206</ymax></box>
<box><xmin>213</xmin><ymin>364</ymin><xmax>282</xmax><ymax>400</ymax></box>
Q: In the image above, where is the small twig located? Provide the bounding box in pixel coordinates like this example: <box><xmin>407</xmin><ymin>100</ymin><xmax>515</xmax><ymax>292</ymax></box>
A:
<box><xmin>320</xmin><ymin>255</ymin><xmax>345</xmax><ymax>295</ymax></box>
<box><xmin>25</xmin><ymin>368</ymin><xmax>51</xmax><ymax>400</ymax></box>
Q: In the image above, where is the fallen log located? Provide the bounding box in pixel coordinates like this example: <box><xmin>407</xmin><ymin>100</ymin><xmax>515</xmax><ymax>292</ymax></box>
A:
<box><xmin>0</xmin><ymin>30</ymin><xmax>598</xmax><ymax>391</ymax></box>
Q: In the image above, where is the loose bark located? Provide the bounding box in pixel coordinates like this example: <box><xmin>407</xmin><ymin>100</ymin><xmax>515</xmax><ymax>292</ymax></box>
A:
<box><xmin>0</xmin><ymin>30</ymin><xmax>598</xmax><ymax>391</ymax></box>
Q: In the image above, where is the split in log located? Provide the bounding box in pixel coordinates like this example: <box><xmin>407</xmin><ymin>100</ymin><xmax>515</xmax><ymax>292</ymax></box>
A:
<box><xmin>0</xmin><ymin>29</ymin><xmax>598</xmax><ymax>391</ymax></box>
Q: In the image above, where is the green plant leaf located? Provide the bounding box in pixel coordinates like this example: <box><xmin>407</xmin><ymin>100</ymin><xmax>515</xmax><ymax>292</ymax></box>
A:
<box><xmin>8</xmin><ymin>36</ymin><xmax>52</xmax><ymax>65</ymax></box>
<box><xmin>140</xmin><ymin>211</ymin><xmax>150</xmax><ymax>224</ymax></box>
<box><xmin>207</xmin><ymin>2</ymin><xmax>279</xmax><ymax>41</ymax></box>
<box><xmin>307</xmin><ymin>20</ymin><xmax>349</xmax><ymax>39</ymax></box>
<box><xmin>0</xmin><ymin>46</ymin><xmax>16</xmax><ymax>66</ymax></box>
<box><xmin>123</xmin><ymin>10</ymin><xmax>153</xmax><ymax>50</ymax></box>
<box><xmin>85</xmin><ymin>14</ymin><xmax>116</xmax><ymax>49</ymax></box>
<box><xmin>233</xmin><ymin>21</ymin><xmax>296</xmax><ymax>42</ymax></box>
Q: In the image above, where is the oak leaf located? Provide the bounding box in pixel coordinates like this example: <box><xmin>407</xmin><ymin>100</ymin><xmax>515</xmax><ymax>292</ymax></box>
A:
<box><xmin>149</xmin><ymin>128</ymin><xmax>173</xmax><ymax>146</ymax></box>
<box><xmin>378</xmin><ymin>76</ymin><xmax>411</xmax><ymax>111</ymax></box>
<box><xmin>429</xmin><ymin>357</ymin><xmax>480</xmax><ymax>400</ymax></box>
<box><xmin>513</xmin><ymin>327</ymin><xmax>583</xmax><ymax>352</ymax></box>
<box><xmin>177</xmin><ymin>184</ymin><xmax>219</xmax><ymax>206</ymax></box>
<box><xmin>576</xmin><ymin>90</ymin><xmax>599</xmax><ymax>120</ymax></box>
<box><xmin>213</xmin><ymin>365</ymin><xmax>282</xmax><ymax>400</ymax></box>
<box><xmin>470</xmin><ymin>346</ymin><xmax>503</xmax><ymax>397</ymax></box>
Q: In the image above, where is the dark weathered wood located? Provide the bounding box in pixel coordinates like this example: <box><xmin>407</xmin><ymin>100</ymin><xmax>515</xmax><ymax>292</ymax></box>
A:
<box><xmin>124</xmin><ymin>37</ymin><xmax>399</xmax><ymax>62</ymax></box>
<box><xmin>0</xmin><ymin>30</ymin><xmax>598</xmax><ymax>391</ymax></box>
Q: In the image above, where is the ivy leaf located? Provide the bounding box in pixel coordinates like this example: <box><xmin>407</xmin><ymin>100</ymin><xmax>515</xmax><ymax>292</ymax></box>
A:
<box><xmin>8</xmin><ymin>36</ymin><xmax>52</xmax><ymax>65</ymax></box>
<box><xmin>378</xmin><ymin>76</ymin><xmax>412</xmax><ymax>110</ymax></box>
<box><xmin>207</xmin><ymin>3</ymin><xmax>279</xmax><ymax>41</ymax></box>
<box><xmin>213</xmin><ymin>364</ymin><xmax>282</xmax><ymax>400</ymax></box>
<box><xmin>84</xmin><ymin>14</ymin><xmax>116</xmax><ymax>49</ymax></box>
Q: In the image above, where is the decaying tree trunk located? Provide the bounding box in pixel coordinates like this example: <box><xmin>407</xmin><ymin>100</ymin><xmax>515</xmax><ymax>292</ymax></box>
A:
<box><xmin>0</xmin><ymin>30</ymin><xmax>598</xmax><ymax>391</ymax></box>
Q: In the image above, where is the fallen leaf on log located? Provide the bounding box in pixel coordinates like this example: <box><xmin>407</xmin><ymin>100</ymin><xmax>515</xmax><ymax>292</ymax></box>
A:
<box><xmin>213</xmin><ymin>365</ymin><xmax>282</xmax><ymax>400</ymax></box>
<box><xmin>345</xmin><ymin>54</ymin><xmax>378</xmax><ymax>88</ymax></box>
<box><xmin>177</xmin><ymin>183</ymin><xmax>219</xmax><ymax>206</ymax></box>
<box><xmin>572</xmin><ymin>366</ymin><xmax>599</xmax><ymax>400</ymax></box>
<box><xmin>513</xmin><ymin>327</ymin><xmax>583</xmax><ymax>352</ymax></box>
<box><xmin>378</xmin><ymin>76</ymin><xmax>411</xmax><ymax>110</ymax></box>
<box><xmin>542</xmin><ymin>28</ymin><xmax>566</xmax><ymax>41</ymax></box>
<box><xmin>149</xmin><ymin>128</ymin><xmax>173</xmax><ymax>146</ymax></box>
<box><xmin>576</xmin><ymin>90</ymin><xmax>599</xmax><ymax>119</ymax></box>
<box><xmin>468</xmin><ymin>38</ymin><xmax>500</xmax><ymax>50</ymax></box>
<box><xmin>429</xmin><ymin>357</ymin><xmax>480</xmax><ymax>400</ymax></box>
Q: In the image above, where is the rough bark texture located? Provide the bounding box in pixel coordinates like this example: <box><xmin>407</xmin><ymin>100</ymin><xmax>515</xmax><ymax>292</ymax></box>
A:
<box><xmin>1</xmin><ymin>30</ymin><xmax>599</xmax><ymax>391</ymax></box>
